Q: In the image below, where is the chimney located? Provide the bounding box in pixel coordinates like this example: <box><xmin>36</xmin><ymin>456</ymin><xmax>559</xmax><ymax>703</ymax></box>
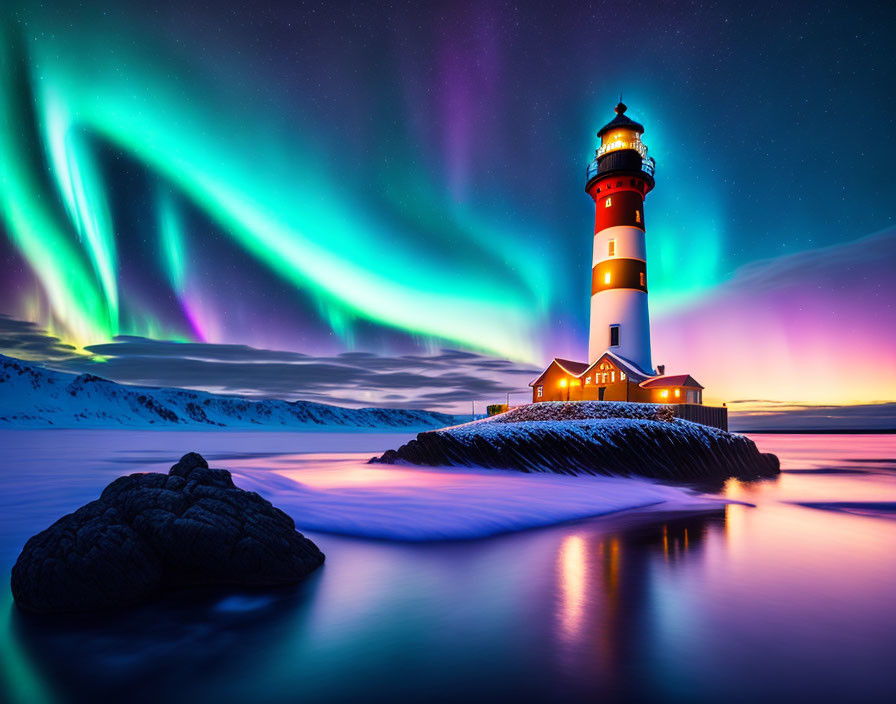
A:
<box><xmin>657</xmin><ymin>364</ymin><xmax>665</xmax><ymax>376</ymax></box>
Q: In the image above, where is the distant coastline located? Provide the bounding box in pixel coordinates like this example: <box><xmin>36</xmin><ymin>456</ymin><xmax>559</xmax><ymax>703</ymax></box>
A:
<box><xmin>739</xmin><ymin>428</ymin><xmax>896</xmax><ymax>435</ymax></box>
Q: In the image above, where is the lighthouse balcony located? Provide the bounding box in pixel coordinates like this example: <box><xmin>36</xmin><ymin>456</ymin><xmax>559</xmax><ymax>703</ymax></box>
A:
<box><xmin>586</xmin><ymin>154</ymin><xmax>655</xmax><ymax>188</ymax></box>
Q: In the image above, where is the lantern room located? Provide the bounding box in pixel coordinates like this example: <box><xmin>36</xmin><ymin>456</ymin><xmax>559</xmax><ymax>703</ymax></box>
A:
<box><xmin>596</xmin><ymin>102</ymin><xmax>647</xmax><ymax>158</ymax></box>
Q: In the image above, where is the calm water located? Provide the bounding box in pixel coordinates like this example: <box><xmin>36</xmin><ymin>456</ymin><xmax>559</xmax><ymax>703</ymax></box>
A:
<box><xmin>0</xmin><ymin>431</ymin><xmax>894</xmax><ymax>703</ymax></box>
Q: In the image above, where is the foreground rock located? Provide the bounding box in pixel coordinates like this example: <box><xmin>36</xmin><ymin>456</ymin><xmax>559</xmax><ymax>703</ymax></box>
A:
<box><xmin>11</xmin><ymin>453</ymin><xmax>324</xmax><ymax>614</ymax></box>
<box><xmin>372</xmin><ymin>403</ymin><xmax>779</xmax><ymax>481</ymax></box>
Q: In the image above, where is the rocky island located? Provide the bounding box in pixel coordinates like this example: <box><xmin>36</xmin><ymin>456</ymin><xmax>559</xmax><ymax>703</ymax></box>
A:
<box><xmin>372</xmin><ymin>401</ymin><xmax>780</xmax><ymax>481</ymax></box>
<box><xmin>11</xmin><ymin>453</ymin><xmax>324</xmax><ymax>614</ymax></box>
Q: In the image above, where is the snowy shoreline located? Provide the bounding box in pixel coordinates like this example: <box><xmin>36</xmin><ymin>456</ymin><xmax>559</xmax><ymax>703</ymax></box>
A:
<box><xmin>0</xmin><ymin>355</ymin><xmax>462</xmax><ymax>431</ymax></box>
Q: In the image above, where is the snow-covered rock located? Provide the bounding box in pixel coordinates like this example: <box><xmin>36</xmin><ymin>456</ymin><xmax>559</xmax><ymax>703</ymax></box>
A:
<box><xmin>372</xmin><ymin>405</ymin><xmax>779</xmax><ymax>480</ymax></box>
<box><xmin>0</xmin><ymin>355</ymin><xmax>460</xmax><ymax>430</ymax></box>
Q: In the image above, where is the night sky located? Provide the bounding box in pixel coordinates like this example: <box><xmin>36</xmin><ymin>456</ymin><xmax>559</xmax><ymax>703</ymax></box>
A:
<box><xmin>1</xmin><ymin>1</ymin><xmax>894</xmax><ymax>410</ymax></box>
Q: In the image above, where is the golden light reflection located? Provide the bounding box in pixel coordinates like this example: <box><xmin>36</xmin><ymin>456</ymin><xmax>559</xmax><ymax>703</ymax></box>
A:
<box><xmin>557</xmin><ymin>534</ymin><xmax>587</xmax><ymax>641</ymax></box>
<box><xmin>663</xmin><ymin>524</ymin><xmax>668</xmax><ymax>561</ymax></box>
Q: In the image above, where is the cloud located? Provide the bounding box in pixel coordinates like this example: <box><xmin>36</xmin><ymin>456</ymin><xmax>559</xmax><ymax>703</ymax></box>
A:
<box><xmin>652</xmin><ymin>227</ymin><xmax>896</xmax><ymax>407</ymax></box>
<box><xmin>730</xmin><ymin>402</ymin><xmax>896</xmax><ymax>431</ymax></box>
<box><xmin>0</xmin><ymin>315</ymin><xmax>79</xmax><ymax>360</ymax></box>
<box><xmin>0</xmin><ymin>317</ymin><xmax>541</xmax><ymax>411</ymax></box>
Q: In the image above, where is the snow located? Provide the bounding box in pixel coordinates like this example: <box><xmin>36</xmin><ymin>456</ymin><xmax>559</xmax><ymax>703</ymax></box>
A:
<box><xmin>431</xmin><ymin>417</ymin><xmax>729</xmax><ymax>454</ymax></box>
<box><xmin>0</xmin><ymin>355</ymin><xmax>460</xmax><ymax>430</ymax></box>
<box><xmin>477</xmin><ymin>400</ymin><xmax>673</xmax><ymax>424</ymax></box>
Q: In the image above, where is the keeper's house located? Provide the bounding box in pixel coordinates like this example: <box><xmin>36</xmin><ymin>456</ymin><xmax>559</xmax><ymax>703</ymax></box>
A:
<box><xmin>530</xmin><ymin>353</ymin><xmax>703</xmax><ymax>405</ymax></box>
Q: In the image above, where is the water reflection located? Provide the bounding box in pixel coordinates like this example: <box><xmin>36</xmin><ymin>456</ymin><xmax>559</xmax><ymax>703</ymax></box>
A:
<box><xmin>8</xmin><ymin>579</ymin><xmax>322</xmax><ymax>703</ymax></box>
<box><xmin>3</xmin><ymin>433</ymin><xmax>896</xmax><ymax>703</ymax></box>
<box><xmin>554</xmin><ymin>512</ymin><xmax>723</xmax><ymax>699</ymax></box>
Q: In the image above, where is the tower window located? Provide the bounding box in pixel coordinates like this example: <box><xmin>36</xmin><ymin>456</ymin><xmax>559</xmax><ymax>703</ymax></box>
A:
<box><xmin>604</xmin><ymin>197</ymin><xmax>612</xmax><ymax>208</ymax></box>
<box><xmin>635</xmin><ymin>210</ymin><xmax>641</xmax><ymax>223</ymax></box>
<box><xmin>536</xmin><ymin>385</ymin><xmax>543</xmax><ymax>398</ymax></box>
<box><xmin>640</xmin><ymin>272</ymin><xmax>646</xmax><ymax>286</ymax></box>
<box><xmin>608</xmin><ymin>239</ymin><xmax>616</xmax><ymax>256</ymax></box>
<box><xmin>610</xmin><ymin>325</ymin><xmax>620</xmax><ymax>347</ymax></box>
<box><xmin>604</xmin><ymin>272</ymin><xmax>611</xmax><ymax>284</ymax></box>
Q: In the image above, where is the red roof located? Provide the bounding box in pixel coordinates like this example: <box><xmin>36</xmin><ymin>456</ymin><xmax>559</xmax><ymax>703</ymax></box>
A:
<box><xmin>639</xmin><ymin>374</ymin><xmax>703</xmax><ymax>390</ymax></box>
<box><xmin>528</xmin><ymin>358</ymin><xmax>590</xmax><ymax>386</ymax></box>
<box><xmin>584</xmin><ymin>351</ymin><xmax>652</xmax><ymax>382</ymax></box>
<box><xmin>552</xmin><ymin>358</ymin><xmax>590</xmax><ymax>376</ymax></box>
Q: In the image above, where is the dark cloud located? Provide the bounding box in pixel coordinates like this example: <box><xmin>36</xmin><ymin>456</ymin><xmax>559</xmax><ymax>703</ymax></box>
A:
<box><xmin>0</xmin><ymin>315</ymin><xmax>79</xmax><ymax>360</ymax></box>
<box><xmin>0</xmin><ymin>317</ymin><xmax>539</xmax><ymax>411</ymax></box>
<box><xmin>84</xmin><ymin>337</ymin><xmax>310</xmax><ymax>363</ymax></box>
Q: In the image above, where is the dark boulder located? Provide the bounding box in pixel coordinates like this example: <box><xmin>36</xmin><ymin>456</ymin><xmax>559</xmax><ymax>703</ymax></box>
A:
<box><xmin>11</xmin><ymin>452</ymin><xmax>324</xmax><ymax>614</ymax></box>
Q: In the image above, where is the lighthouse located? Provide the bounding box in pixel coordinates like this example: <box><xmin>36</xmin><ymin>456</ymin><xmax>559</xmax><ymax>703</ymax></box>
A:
<box><xmin>585</xmin><ymin>102</ymin><xmax>655</xmax><ymax>374</ymax></box>
<box><xmin>528</xmin><ymin>101</ymin><xmax>711</xmax><ymax>417</ymax></box>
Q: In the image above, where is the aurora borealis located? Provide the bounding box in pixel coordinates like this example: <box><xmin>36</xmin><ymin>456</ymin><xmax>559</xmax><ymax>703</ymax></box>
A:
<box><xmin>1</xmin><ymin>0</ymin><xmax>894</xmax><ymax>410</ymax></box>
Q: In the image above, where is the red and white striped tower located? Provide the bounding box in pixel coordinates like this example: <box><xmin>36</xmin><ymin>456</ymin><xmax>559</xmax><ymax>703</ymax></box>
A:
<box><xmin>585</xmin><ymin>102</ymin><xmax>656</xmax><ymax>373</ymax></box>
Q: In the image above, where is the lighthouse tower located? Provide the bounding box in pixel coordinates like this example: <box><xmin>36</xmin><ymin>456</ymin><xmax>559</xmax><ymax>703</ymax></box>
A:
<box><xmin>585</xmin><ymin>102</ymin><xmax>656</xmax><ymax>373</ymax></box>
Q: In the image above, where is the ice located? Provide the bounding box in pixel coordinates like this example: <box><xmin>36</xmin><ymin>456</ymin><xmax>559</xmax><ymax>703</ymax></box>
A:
<box><xmin>230</xmin><ymin>460</ymin><xmax>731</xmax><ymax>541</ymax></box>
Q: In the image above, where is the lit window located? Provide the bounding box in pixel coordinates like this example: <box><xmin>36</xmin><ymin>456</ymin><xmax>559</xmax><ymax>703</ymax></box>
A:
<box><xmin>537</xmin><ymin>385</ymin><xmax>543</xmax><ymax>398</ymax></box>
<box><xmin>559</xmin><ymin>379</ymin><xmax>567</xmax><ymax>388</ymax></box>
<box><xmin>674</xmin><ymin>389</ymin><xmax>680</xmax><ymax>397</ymax></box>
<box><xmin>610</xmin><ymin>325</ymin><xmax>620</xmax><ymax>347</ymax></box>
<box><xmin>585</xmin><ymin>376</ymin><xmax>591</xmax><ymax>384</ymax></box>
<box><xmin>611</xmin><ymin>371</ymin><xmax>615</xmax><ymax>382</ymax></box>
<box><xmin>602</xmin><ymin>373</ymin><xmax>607</xmax><ymax>383</ymax></box>
<box><xmin>660</xmin><ymin>390</ymin><xmax>669</xmax><ymax>398</ymax></box>
<box><xmin>608</xmin><ymin>239</ymin><xmax>616</xmax><ymax>256</ymax></box>
<box><xmin>635</xmin><ymin>210</ymin><xmax>641</xmax><ymax>223</ymax></box>
<box><xmin>620</xmin><ymin>372</ymin><xmax>626</xmax><ymax>381</ymax></box>
<box><xmin>604</xmin><ymin>272</ymin><xmax>611</xmax><ymax>284</ymax></box>
<box><xmin>605</xmin><ymin>197</ymin><xmax>612</xmax><ymax>208</ymax></box>
<box><xmin>640</xmin><ymin>272</ymin><xmax>646</xmax><ymax>286</ymax></box>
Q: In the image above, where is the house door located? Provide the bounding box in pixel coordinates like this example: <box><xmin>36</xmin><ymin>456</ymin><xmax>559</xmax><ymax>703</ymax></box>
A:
<box><xmin>598</xmin><ymin>387</ymin><xmax>605</xmax><ymax>401</ymax></box>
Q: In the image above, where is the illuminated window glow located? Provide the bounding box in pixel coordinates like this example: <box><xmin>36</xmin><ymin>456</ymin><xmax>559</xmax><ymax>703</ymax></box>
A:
<box><xmin>675</xmin><ymin>389</ymin><xmax>680</xmax><ymax>397</ymax></box>
<box><xmin>660</xmin><ymin>390</ymin><xmax>669</xmax><ymax>398</ymax></box>
<box><xmin>620</xmin><ymin>372</ymin><xmax>626</xmax><ymax>381</ymax></box>
<box><xmin>605</xmin><ymin>197</ymin><xmax>612</xmax><ymax>208</ymax></box>
<box><xmin>635</xmin><ymin>210</ymin><xmax>641</xmax><ymax>223</ymax></box>
<box><xmin>596</xmin><ymin>139</ymin><xmax>647</xmax><ymax>158</ymax></box>
<box><xmin>559</xmin><ymin>378</ymin><xmax>567</xmax><ymax>388</ymax></box>
<box><xmin>537</xmin><ymin>385</ymin><xmax>543</xmax><ymax>398</ymax></box>
<box><xmin>604</xmin><ymin>272</ymin><xmax>611</xmax><ymax>284</ymax></box>
<box><xmin>608</xmin><ymin>239</ymin><xmax>616</xmax><ymax>256</ymax></box>
<box><xmin>611</xmin><ymin>371</ymin><xmax>615</xmax><ymax>382</ymax></box>
<box><xmin>585</xmin><ymin>376</ymin><xmax>591</xmax><ymax>384</ymax></box>
<box><xmin>640</xmin><ymin>271</ymin><xmax>646</xmax><ymax>287</ymax></box>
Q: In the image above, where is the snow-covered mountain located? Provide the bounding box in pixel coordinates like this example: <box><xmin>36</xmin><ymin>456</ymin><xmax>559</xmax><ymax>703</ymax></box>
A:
<box><xmin>0</xmin><ymin>355</ymin><xmax>461</xmax><ymax>430</ymax></box>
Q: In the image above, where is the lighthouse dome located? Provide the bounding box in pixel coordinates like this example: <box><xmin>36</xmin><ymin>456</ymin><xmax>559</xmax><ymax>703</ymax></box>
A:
<box><xmin>597</xmin><ymin>102</ymin><xmax>645</xmax><ymax>138</ymax></box>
